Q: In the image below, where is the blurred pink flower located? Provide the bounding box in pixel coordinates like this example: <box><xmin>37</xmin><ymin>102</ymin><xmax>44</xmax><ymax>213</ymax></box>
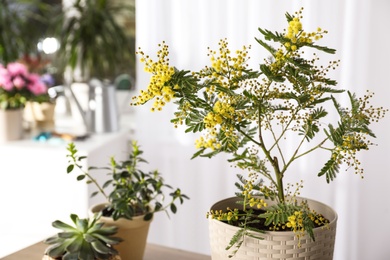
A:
<box><xmin>28</xmin><ymin>74</ymin><xmax>47</xmax><ymax>95</ymax></box>
<box><xmin>0</xmin><ymin>65</ymin><xmax>12</xmax><ymax>91</ymax></box>
<box><xmin>12</xmin><ymin>76</ymin><xmax>25</xmax><ymax>89</ymax></box>
<box><xmin>7</xmin><ymin>62</ymin><xmax>28</xmax><ymax>78</ymax></box>
<box><xmin>0</xmin><ymin>62</ymin><xmax>49</xmax><ymax>109</ymax></box>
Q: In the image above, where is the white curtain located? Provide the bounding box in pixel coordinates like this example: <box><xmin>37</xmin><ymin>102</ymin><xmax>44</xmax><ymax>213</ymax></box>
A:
<box><xmin>134</xmin><ymin>1</ymin><xmax>390</xmax><ymax>259</ymax></box>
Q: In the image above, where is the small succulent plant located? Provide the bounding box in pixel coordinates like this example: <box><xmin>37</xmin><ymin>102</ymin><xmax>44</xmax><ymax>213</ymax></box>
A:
<box><xmin>43</xmin><ymin>213</ymin><xmax>122</xmax><ymax>260</ymax></box>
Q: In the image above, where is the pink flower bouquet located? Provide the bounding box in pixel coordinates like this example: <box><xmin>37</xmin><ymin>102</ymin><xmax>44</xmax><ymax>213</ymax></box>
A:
<box><xmin>0</xmin><ymin>62</ymin><xmax>48</xmax><ymax>109</ymax></box>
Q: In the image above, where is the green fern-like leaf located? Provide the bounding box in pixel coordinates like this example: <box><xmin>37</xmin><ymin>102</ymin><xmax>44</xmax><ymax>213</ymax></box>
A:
<box><xmin>308</xmin><ymin>43</ymin><xmax>336</xmax><ymax>54</ymax></box>
<box><xmin>325</xmin><ymin>122</ymin><xmax>345</xmax><ymax>146</ymax></box>
<box><xmin>318</xmin><ymin>157</ymin><xmax>340</xmax><ymax>183</ymax></box>
<box><xmin>300</xmin><ymin>107</ymin><xmax>328</xmax><ymax>140</ymax></box>
<box><xmin>260</xmin><ymin>64</ymin><xmax>285</xmax><ymax>82</ymax></box>
<box><xmin>260</xmin><ymin>203</ymin><xmax>298</xmax><ymax>227</ymax></box>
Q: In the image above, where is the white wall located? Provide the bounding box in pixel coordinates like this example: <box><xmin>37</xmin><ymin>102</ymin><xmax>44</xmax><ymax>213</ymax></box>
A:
<box><xmin>135</xmin><ymin>1</ymin><xmax>390</xmax><ymax>259</ymax></box>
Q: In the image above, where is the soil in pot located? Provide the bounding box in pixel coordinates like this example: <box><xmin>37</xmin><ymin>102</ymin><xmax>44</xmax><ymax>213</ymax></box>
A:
<box><xmin>221</xmin><ymin>208</ymin><xmax>329</xmax><ymax>232</ymax></box>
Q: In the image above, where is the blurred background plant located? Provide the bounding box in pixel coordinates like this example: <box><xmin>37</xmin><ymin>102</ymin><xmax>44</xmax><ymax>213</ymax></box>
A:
<box><xmin>0</xmin><ymin>0</ymin><xmax>62</xmax><ymax>104</ymax></box>
<box><xmin>0</xmin><ymin>62</ymin><xmax>49</xmax><ymax>109</ymax></box>
<box><xmin>58</xmin><ymin>0</ymin><xmax>136</xmax><ymax>84</ymax></box>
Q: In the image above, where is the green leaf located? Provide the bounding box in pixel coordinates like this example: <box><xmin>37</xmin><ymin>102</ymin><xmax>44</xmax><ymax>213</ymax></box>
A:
<box><xmin>77</xmin><ymin>175</ymin><xmax>86</xmax><ymax>181</ymax></box>
<box><xmin>102</xmin><ymin>180</ymin><xmax>113</xmax><ymax>189</ymax></box>
<box><xmin>52</xmin><ymin>220</ymin><xmax>77</xmax><ymax>232</ymax></box>
<box><xmin>46</xmin><ymin>243</ymin><xmax>68</xmax><ymax>258</ymax></box>
<box><xmin>144</xmin><ymin>213</ymin><xmax>153</xmax><ymax>221</ymax></box>
<box><xmin>318</xmin><ymin>157</ymin><xmax>340</xmax><ymax>183</ymax></box>
<box><xmin>309</xmin><ymin>44</ymin><xmax>336</xmax><ymax>54</ymax></box>
<box><xmin>58</xmin><ymin>232</ymin><xmax>79</xmax><ymax>239</ymax></box>
<box><xmin>66</xmin><ymin>237</ymin><xmax>82</xmax><ymax>253</ymax></box>
<box><xmin>170</xmin><ymin>203</ymin><xmax>177</xmax><ymax>214</ymax></box>
<box><xmin>191</xmin><ymin>148</ymin><xmax>206</xmax><ymax>159</ymax></box>
<box><xmin>259</xmin><ymin>64</ymin><xmax>285</xmax><ymax>82</ymax></box>
<box><xmin>225</xmin><ymin>228</ymin><xmax>245</xmax><ymax>251</ymax></box>
<box><xmin>91</xmin><ymin>240</ymin><xmax>111</xmax><ymax>254</ymax></box>
<box><xmin>67</xmin><ymin>164</ymin><xmax>74</xmax><ymax>173</ymax></box>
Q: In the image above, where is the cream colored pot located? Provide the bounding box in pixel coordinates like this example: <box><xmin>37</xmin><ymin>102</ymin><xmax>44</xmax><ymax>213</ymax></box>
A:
<box><xmin>0</xmin><ymin>108</ymin><xmax>23</xmax><ymax>142</ymax></box>
<box><xmin>209</xmin><ymin>197</ymin><xmax>338</xmax><ymax>260</ymax></box>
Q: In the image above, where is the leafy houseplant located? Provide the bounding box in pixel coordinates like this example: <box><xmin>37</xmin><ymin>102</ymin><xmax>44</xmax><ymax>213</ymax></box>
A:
<box><xmin>132</xmin><ymin>8</ymin><xmax>387</xmax><ymax>257</ymax></box>
<box><xmin>19</xmin><ymin>54</ymin><xmax>58</xmax><ymax>130</ymax></box>
<box><xmin>0</xmin><ymin>61</ymin><xmax>49</xmax><ymax>141</ymax></box>
<box><xmin>58</xmin><ymin>0</ymin><xmax>134</xmax><ymax>82</ymax></box>
<box><xmin>0</xmin><ymin>0</ymin><xmax>56</xmax><ymax>65</ymax></box>
<box><xmin>43</xmin><ymin>213</ymin><xmax>122</xmax><ymax>260</ymax></box>
<box><xmin>66</xmin><ymin>140</ymin><xmax>189</xmax><ymax>259</ymax></box>
<box><xmin>66</xmin><ymin>140</ymin><xmax>189</xmax><ymax>221</ymax></box>
<box><xmin>56</xmin><ymin>0</ymin><xmax>135</xmax><ymax>133</ymax></box>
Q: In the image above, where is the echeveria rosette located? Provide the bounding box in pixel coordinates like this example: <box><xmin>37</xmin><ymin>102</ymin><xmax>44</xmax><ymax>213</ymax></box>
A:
<box><xmin>0</xmin><ymin>62</ymin><xmax>48</xmax><ymax>110</ymax></box>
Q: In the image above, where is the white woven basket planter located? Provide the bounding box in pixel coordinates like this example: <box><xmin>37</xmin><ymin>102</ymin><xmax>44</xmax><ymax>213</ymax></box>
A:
<box><xmin>209</xmin><ymin>197</ymin><xmax>337</xmax><ymax>260</ymax></box>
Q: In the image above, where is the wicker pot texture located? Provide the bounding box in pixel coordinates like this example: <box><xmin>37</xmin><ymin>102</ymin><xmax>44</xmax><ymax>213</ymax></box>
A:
<box><xmin>209</xmin><ymin>197</ymin><xmax>337</xmax><ymax>260</ymax></box>
<box><xmin>89</xmin><ymin>203</ymin><xmax>152</xmax><ymax>260</ymax></box>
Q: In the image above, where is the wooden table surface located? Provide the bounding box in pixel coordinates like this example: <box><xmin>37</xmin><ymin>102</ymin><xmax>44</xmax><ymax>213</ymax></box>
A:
<box><xmin>1</xmin><ymin>242</ymin><xmax>211</xmax><ymax>260</ymax></box>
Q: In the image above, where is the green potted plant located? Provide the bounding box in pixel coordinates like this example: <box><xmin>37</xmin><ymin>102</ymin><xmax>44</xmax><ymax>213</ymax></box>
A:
<box><xmin>132</xmin><ymin>8</ymin><xmax>387</xmax><ymax>259</ymax></box>
<box><xmin>0</xmin><ymin>0</ymin><xmax>27</xmax><ymax>64</ymax></box>
<box><xmin>56</xmin><ymin>0</ymin><xmax>135</xmax><ymax>133</ymax></box>
<box><xmin>58</xmin><ymin>0</ymin><xmax>134</xmax><ymax>82</ymax></box>
<box><xmin>43</xmin><ymin>213</ymin><xmax>122</xmax><ymax>260</ymax></box>
<box><xmin>66</xmin><ymin>140</ymin><xmax>189</xmax><ymax>260</ymax></box>
<box><xmin>20</xmin><ymin>54</ymin><xmax>58</xmax><ymax>131</ymax></box>
<box><xmin>0</xmin><ymin>0</ymin><xmax>59</xmax><ymax>136</ymax></box>
<box><xmin>0</xmin><ymin>0</ymin><xmax>55</xmax><ymax>64</ymax></box>
<box><xmin>0</xmin><ymin>62</ymin><xmax>49</xmax><ymax>141</ymax></box>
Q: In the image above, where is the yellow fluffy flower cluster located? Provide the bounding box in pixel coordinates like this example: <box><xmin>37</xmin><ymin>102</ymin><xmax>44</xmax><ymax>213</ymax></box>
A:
<box><xmin>286</xmin><ymin>211</ymin><xmax>303</xmax><ymax>229</ymax></box>
<box><xmin>195</xmin><ymin>38</ymin><xmax>248</xmax><ymax>149</ymax></box>
<box><xmin>203</xmin><ymin>100</ymin><xmax>234</xmax><ymax>128</ymax></box>
<box><xmin>286</xmin><ymin>17</ymin><xmax>302</xmax><ymax>40</ymax></box>
<box><xmin>207</xmin><ymin>208</ymin><xmax>240</xmax><ymax>222</ymax></box>
<box><xmin>201</xmin><ymin>38</ymin><xmax>250</xmax><ymax>89</ymax></box>
<box><xmin>196</xmin><ymin>97</ymin><xmax>238</xmax><ymax>150</ymax></box>
<box><xmin>132</xmin><ymin>42</ymin><xmax>176</xmax><ymax>111</ymax></box>
<box><xmin>242</xmin><ymin>180</ymin><xmax>268</xmax><ymax>209</ymax></box>
<box><xmin>283</xmin><ymin>8</ymin><xmax>328</xmax><ymax>52</ymax></box>
<box><xmin>195</xmin><ymin>135</ymin><xmax>221</xmax><ymax>150</ymax></box>
<box><xmin>214</xmin><ymin>100</ymin><xmax>234</xmax><ymax>118</ymax></box>
<box><xmin>286</xmin><ymin>211</ymin><xmax>305</xmax><ymax>245</ymax></box>
<box><xmin>285</xmin><ymin>210</ymin><xmax>329</xmax><ymax>246</ymax></box>
<box><xmin>204</xmin><ymin>112</ymin><xmax>223</xmax><ymax>128</ymax></box>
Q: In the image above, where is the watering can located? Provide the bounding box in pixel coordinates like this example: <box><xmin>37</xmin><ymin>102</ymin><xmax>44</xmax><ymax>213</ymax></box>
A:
<box><xmin>69</xmin><ymin>78</ymin><xmax>120</xmax><ymax>133</ymax></box>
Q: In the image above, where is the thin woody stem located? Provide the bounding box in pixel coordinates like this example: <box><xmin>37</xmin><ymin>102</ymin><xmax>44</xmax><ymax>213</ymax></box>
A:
<box><xmin>257</xmin><ymin>107</ymin><xmax>285</xmax><ymax>202</ymax></box>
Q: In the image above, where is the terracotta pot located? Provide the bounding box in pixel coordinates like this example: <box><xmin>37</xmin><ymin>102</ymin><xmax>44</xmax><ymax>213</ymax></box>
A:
<box><xmin>89</xmin><ymin>203</ymin><xmax>153</xmax><ymax>260</ymax></box>
<box><xmin>0</xmin><ymin>108</ymin><xmax>23</xmax><ymax>142</ymax></box>
<box><xmin>209</xmin><ymin>197</ymin><xmax>337</xmax><ymax>260</ymax></box>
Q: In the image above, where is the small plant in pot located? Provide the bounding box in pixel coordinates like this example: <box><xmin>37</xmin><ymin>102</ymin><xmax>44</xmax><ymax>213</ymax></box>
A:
<box><xmin>43</xmin><ymin>213</ymin><xmax>122</xmax><ymax>260</ymax></box>
<box><xmin>132</xmin><ymin>8</ymin><xmax>387</xmax><ymax>259</ymax></box>
<box><xmin>66</xmin><ymin>140</ymin><xmax>189</xmax><ymax>260</ymax></box>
